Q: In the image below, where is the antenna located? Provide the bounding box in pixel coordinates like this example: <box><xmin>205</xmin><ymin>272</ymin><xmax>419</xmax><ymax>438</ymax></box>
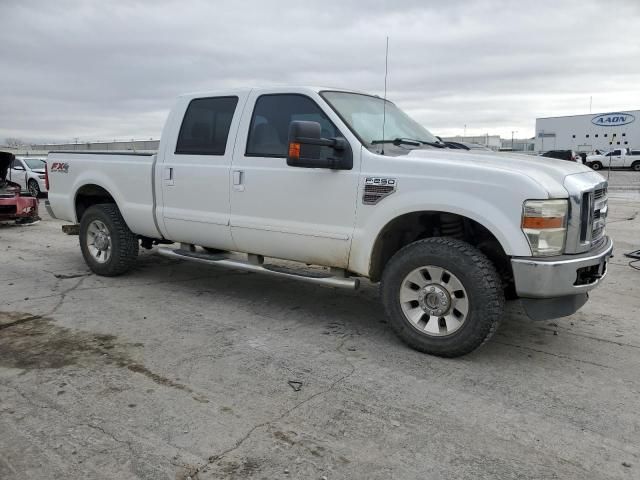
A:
<box><xmin>381</xmin><ymin>36</ymin><xmax>389</xmax><ymax>155</ymax></box>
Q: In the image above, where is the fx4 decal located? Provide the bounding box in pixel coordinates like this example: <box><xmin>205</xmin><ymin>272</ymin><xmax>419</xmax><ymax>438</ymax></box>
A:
<box><xmin>50</xmin><ymin>162</ymin><xmax>69</xmax><ymax>173</ymax></box>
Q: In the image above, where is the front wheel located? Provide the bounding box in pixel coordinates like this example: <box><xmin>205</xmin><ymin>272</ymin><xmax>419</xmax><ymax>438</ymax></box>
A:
<box><xmin>591</xmin><ymin>161</ymin><xmax>602</xmax><ymax>170</ymax></box>
<box><xmin>632</xmin><ymin>162</ymin><xmax>640</xmax><ymax>172</ymax></box>
<box><xmin>28</xmin><ymin>179</ymin><xmax>40</xmax><ymax>197</ymax></box>
<box><xmin>381</xmin><ymin>237</ymin><xmax>504</xmax><ymax>357</ymax></box>
<box><xmin>79</xmin><ymin>204</ymin><xmax>139</xmax><ymax>276</ymax></box>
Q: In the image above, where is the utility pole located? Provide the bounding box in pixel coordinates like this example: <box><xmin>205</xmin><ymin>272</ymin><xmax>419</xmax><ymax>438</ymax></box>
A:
<box><xmin>511</xmin><ymin>130</ymin><xmax>517</xmax><ymax>151</ymax></box>
<box><xmin>463</xmin><ymin>124</ymin><xmax>467</xmax><ymax>140</ymax></box>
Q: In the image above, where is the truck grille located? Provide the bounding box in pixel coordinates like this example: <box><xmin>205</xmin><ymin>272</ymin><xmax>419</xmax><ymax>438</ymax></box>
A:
<box><xmin>590</xmin><ymin>186</ymin><xmax>607</xmax><ymax>249</ymax></box>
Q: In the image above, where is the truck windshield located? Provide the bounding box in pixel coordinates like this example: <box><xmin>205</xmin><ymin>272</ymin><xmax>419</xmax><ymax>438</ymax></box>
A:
<box><xmin>321</xmin><ymin>91</ymin><xmax>440</xmax><ymax>151</ymax></box>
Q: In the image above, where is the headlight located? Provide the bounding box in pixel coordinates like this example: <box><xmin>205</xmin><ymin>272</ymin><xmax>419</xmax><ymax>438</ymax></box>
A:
<box><xmin>521</xmin><ymin>199</ymin><xmax>568</xmax><ymax>256</ymax></box>
<box><xmin>38</xmin><ymin>174</ymin><xmax>46</xmax><ymax>179</ymax></box>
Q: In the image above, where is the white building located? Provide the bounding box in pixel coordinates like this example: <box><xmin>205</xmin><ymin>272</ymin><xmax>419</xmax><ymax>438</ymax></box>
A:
<box><xmin>535</xmin><ymin>110</ymin><xmax>639</xmax><ymax>153</ymax></box>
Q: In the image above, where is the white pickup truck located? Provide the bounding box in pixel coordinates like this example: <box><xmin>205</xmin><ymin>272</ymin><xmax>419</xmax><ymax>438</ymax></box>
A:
<box><xmin>586</xmin><ymin>148</ymin><xmax>640</xmax><ymax>171</ymax></box>
<box><xmin>45</xmin><ymin>86</ymin><xmax>613</xmax><ymax>357</ymax></box>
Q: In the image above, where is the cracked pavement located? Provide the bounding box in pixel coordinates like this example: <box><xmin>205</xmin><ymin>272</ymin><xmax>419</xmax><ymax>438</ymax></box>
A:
<box><xmin>1</xmin><ymin>175</ymin><xmax>639</xmax><ymax>479</ymax></box>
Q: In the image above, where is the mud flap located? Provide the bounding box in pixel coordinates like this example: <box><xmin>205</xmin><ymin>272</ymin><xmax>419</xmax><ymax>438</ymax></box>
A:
<box><xmin>521</xmin><ymin>293</ymin><xmax>589</xmax><ymax>321</ymax></box>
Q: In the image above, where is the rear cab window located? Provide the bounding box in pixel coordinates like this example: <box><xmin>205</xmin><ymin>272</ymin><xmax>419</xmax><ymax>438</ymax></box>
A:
<box><xmin>175</xmin><ymin>96</ymin><xmax>239</xmax><ymax>155</ymax></box>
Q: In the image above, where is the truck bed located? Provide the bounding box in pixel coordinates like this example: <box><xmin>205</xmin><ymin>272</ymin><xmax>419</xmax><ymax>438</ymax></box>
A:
<box><xmin>47</xmin><ymin>151</ymin><xmax>161</xmax><ymax>238</ymax></box>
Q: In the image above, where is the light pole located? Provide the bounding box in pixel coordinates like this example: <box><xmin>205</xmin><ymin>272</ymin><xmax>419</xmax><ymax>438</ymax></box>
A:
<box><xmin>463</xmin><ymin>124</ymin><xmax>467</xmax><ymax>140</ymax></box>
<box><xmin>511</xmin><ymin>130</ymin><xmax>517</xmax><ymax>151</ymax></box>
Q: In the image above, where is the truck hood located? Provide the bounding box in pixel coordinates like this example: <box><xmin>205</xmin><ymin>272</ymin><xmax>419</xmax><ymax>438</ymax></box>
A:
<box><xmin>405</xmin><ymin>149</ymin><xmax>594</xmax><ymax>197</ymax></box>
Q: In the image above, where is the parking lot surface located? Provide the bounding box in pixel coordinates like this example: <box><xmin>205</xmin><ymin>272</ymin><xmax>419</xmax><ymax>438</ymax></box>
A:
<box><xmin>1</xmin><ymin>173</ymin><xmax>639</xmax><ymax>479</ymax></box>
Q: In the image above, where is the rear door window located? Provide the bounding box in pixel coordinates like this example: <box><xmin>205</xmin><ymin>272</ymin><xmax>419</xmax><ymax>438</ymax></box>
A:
<box><xmin>175</xmin><ymin>96</ymin><xmax>239</xmax><ymax>155</ymax></box>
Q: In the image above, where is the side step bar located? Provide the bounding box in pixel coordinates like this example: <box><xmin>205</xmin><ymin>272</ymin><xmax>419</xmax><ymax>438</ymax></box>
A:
<box><xmin>157</xmin><ymin>247</ymin><xmax>360</xmax><ymax>290</ymax></box>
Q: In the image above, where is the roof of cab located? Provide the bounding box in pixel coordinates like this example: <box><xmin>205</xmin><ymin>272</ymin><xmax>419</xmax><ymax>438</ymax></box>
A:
<box><xmin>178</xmin><ymin>85</ymin><xmax>375</xmax><ymax>100</ymax></box>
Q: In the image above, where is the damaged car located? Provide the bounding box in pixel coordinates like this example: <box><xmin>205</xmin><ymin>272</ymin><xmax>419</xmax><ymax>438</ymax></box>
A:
<box><xmin>0</xmin><ymin>151</ymin><xmax>39</xmax><ymax>224</ymax></box>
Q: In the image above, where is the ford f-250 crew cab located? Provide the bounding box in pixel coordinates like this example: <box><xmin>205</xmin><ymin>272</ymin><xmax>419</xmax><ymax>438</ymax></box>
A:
<box><xmin>45</xmin><ymin>86</ymin><xmax>613</xmax><ymax>357</ymax></box>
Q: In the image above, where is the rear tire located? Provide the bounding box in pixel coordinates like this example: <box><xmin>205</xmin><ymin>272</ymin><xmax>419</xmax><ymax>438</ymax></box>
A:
<box><xmin>591</xmin><ymin>161</ymin><xmax>602</xmax><ymax>170</ymax></box>
<box><xmin>381</xmin><ymin>237</ymin><xmax>504</xmax><ymax>357</ymax></box>
<box><xmin>632</xmin><ymin>162</ymin><xmax>640</xmax><ymax>172</ymax></box>
<box><xmin>79</xmin><ymin>204</ymin><xmax>138</xmax><ymax>276</ymax></box>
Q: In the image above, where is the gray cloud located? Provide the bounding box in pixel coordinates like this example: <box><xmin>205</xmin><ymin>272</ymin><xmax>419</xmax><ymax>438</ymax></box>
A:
<box><xmin>1</xmin><ymin>0</ymin><xmax>639</xmax><ymax>143</ymax></box>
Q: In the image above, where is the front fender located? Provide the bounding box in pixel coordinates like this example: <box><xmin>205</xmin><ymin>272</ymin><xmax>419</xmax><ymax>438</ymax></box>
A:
<box><xmin>348</xmin><ymin>188</ymin><xmax>533</xmax><ymax>278</ymax></box>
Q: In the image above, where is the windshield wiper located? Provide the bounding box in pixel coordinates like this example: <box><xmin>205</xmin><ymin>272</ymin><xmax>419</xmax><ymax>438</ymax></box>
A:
<box><xmin>371</xmin><ymin>138</ymin><xmax>446</xmax><ymax>148</ymax></box>
<box><xmin>371</xmin><ymin>138</ymin><xmax>420</xmax><ymax>147</ymax></box>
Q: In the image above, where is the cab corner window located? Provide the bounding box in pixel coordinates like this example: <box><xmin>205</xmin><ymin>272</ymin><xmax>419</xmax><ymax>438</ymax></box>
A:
<box><xmin>246</xmin><ymin>94</ymin><xmax>339</xmax><ymax>157</ymax></box>
<box><xmin>175</xmin><ymin>96</ymin><xmax>238</xmax><ymax>155</ymax></box>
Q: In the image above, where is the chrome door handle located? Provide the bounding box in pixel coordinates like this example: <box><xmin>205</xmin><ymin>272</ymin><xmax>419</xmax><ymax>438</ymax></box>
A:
<box><xmin>233</xmin><ymin>170</ymin><xmax>244</xmax><ymax>191</ymax></box>
<box><xmin>165</xmin><ymin>167</ymin><xmax>174</xmax><ymax>186</ymax></box>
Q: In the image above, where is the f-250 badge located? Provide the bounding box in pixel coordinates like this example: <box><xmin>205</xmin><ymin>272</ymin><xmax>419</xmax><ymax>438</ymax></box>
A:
<box><xmin>363</xmin><ymin>177</ymin><xmax>397</xmax><ymax>205</ymax></box>
<box><xmin>50</xmin><ymin>162</ymin><xmax>69</xmax><ymax>173</ymax></box>
<box><xmin>365</xmin><ymin>177</ymin><xmax>396</xmax><ymax>186</ymax></box>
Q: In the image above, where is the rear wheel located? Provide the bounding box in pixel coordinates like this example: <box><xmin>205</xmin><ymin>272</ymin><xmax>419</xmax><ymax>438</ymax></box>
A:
<box><xmin>591</xmin><ymin>161</ymin><xmax>602</xmax><ymax>170</ymax></box>
<box><xmin>28</xmin><ymin>179</ymin><xmax>40</xmax><ymax>197</ymax></box>
<box><xmin>381</xmin><ymin>237</ymin><xmax>504</xmax><ymax>357</ymax></box>
<box><xmin>79</xmin><ymin>204</ymin><xmax>139</xmax><ymax>276</ymax></box>
<box><xmin>632</xmin><ymin>162</ymin><xmax>640</xmax><ymax>172</ymax></box>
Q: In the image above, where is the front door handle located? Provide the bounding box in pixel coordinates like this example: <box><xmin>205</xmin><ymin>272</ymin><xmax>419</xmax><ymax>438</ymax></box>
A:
<box><xmin>233</xmin><ymin>170</ymin><xmax>244</xmax><ymax>191</ymax></box>
<box><xmin>164</xmin><ymin>167</ymin><xmax>174</xmax><ymax>186</ymax></box>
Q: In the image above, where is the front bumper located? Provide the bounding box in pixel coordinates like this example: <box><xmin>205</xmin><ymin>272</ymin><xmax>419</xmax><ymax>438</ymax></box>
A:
<box><xmin>37</xmin><ymin>177</ymin><xmax>48</xmax><ymax>193</ymax></box>
<box><xmin>511</xmin><ymin>236</ymin><xmax>613</xmax><ymax>298</ymax></box>
<box><xmin>0</xmin><ymin>195</ymin><xmax>39</xmax><ymax>220</ymax></box>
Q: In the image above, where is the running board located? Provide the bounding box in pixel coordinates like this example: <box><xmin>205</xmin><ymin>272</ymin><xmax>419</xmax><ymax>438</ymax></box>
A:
<box><xmin>157</xmin><ymin>247</ymin><xmax>360</xmax><ymax>289</ymax></box>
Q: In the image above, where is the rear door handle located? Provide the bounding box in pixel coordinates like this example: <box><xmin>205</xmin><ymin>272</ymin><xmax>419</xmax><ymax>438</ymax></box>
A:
<box><xmin>164</xmin><ymin>167</ymin><xmax>174</xmax><ymax>186</ymax></box>
<box><xmin>233</xmin><ymin>170</ymin><xmax>244</xmax><ymax>191</ymax></box>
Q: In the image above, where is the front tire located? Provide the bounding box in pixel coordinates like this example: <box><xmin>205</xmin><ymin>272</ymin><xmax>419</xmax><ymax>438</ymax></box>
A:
<box><xmin>28</xmin><ymin>179</ymin><xmax>40</xmax><ymax>197</ymax></box>
<box><xmin>591</xmin><ymin>161</ymin><xmax>602</xmax><ymax>170</ymax></box>
<box><xmin>632</xmin><ymin>162</ymin><xmax>640</xmax><ymax>172</ymax></box>
<box><xmin>79</xmin><ymin>204</ymin><xmax>139</xmax><ymax>276</ymax></box>
<box><xmin>381</xmin><ymin>237</ymin><xmax>504</xmax><ymax>357</ymax></box>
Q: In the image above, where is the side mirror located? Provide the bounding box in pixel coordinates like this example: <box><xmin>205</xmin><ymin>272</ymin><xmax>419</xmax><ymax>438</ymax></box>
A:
<box><xmin>286</xmin><ymin>120</ymin><xmax>352</xmax><ymax>170</ymax></box>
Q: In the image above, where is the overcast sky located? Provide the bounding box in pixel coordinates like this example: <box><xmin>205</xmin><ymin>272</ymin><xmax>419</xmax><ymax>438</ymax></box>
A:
<box><xmin>1</xmin><ymin>0</ymin><xmax>639</xmax><ymax>144</ymax></box>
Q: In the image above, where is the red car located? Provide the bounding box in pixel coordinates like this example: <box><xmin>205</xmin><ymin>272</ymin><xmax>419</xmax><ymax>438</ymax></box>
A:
<box><xmin>0</xmin><ymin>151</ymin><xmax>39</xmax><ymax>223</ymax></box>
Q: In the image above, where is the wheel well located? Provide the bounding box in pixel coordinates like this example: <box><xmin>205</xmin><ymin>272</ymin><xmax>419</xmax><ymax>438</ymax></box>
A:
<box><xmin>75</xmin><ymin>184</ymin><xmax>116</xmax><ymax>221</ymax></box>
<box><xmin>368</xmin><ymin>211</ymin><xmax>513</xmax><ymax>288</ymax></box>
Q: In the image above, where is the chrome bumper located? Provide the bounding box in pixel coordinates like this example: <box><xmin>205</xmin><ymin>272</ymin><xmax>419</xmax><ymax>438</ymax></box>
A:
<box><xmin>44</xmin><ymin>200</ymin><xmax>57</xmax><ymax>219</ymax></box>
<box><xmin>511</xmin><ymin>236</ymin><xmax>613</xmax><ymax>298</ymax></box>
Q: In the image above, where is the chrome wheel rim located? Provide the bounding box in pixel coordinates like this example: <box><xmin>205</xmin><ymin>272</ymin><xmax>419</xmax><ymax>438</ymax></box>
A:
<box><xmin>86</xmin><ymin>220</ymin><xmax>112</xmax><ymax>264</ymax></box>
<box><xmin>29</xmin><ymin>182</ymin><xmax>39</xmax><ymax>196</ymax></box>
<box><xmin>399</xmin><ymin>265</ymin><xmax>469</xmax><ymax>337</ymax></box>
